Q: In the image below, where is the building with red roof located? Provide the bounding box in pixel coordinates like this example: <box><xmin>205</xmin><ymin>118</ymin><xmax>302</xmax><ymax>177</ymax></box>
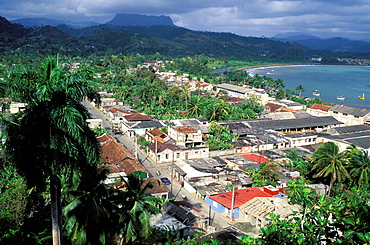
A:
<box><xmin>241</xmin><ymin>154</ymin><xmax>271</xmax><ymax>164</ymax></box>
<box><xmin>206</xmin><ymin>186</ymin><xmax>285</xmax><ymax>219</ymax></box>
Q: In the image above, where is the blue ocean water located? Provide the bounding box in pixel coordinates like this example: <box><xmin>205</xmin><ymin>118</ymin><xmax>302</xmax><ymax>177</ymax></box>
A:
<box><xmin>245</xmin><ymin>65</ymin><xmax>370</xmax><ymax>109</ymax></box>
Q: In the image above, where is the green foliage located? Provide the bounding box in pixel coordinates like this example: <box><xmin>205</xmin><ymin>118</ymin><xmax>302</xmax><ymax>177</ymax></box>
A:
<box><xmin>137</xmin><ymin>136</ymin><xmax>152</xmax><ymax>147</ymax></box>
<box><xmin>0</xmin><ymin>164</ymin><xmax>29</xmax><ymax>235</ymax></box>
<box><xmin>91</xmin><ymin>126</ymin><xmax>109</xmax><ymax>137</ymax></box>
<box><xmin>206</xmin><ymin>122</ymin><xmax>238</xmax><ymax>151</ymax></box>
<box><xmin>259</xmin><ymin>188</ymin><xmax>370</xmax><ymax>245</ymax></box>
<box><xmin>311</xmin><ymin>141</ymin><xmax>350</xmax><ymax>197</ymax></box>
<box><xmin>248</xmin><ymin>162</ymin><xmax>280</xmax><ymax>187</ymax></box>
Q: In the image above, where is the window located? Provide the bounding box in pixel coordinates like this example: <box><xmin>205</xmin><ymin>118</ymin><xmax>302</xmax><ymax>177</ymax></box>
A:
<box><xmin>195</xmin><ymin>151</ymin><xmax>199</xmax><ymax>155</ymax></box>
<box><xmin>165</xmin><ymin>154</ymin><xmax>169</xmax><ymax>159</ymax></box>
<box><xmin>212</xmin><ymin>202</ymin><xmax>218</xmax><ymax>208</ymax></box>
<box><xmin>176</xmin><ymin>153</ymin><xmax>180</xmax><ymax>158</ymax></box>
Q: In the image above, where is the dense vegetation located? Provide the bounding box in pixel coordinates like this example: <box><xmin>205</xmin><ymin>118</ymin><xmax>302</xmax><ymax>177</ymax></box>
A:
<box><xmin>0</xmin><ymin>15</ymin><xmax>358</xmax><ymax>61</ymax></box>
<box><xmin>0</xmin><ymin>18</ymin><xmax>369</xmax><ymax>243</ymax></box>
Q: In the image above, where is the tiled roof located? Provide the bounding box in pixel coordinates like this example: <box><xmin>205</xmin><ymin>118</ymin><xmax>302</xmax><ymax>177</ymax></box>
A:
<box><xmin>147</xmin><ymin>142</ymin><xmax>181</xmax><ymax>153</ymax></box>
<box><xmin>142</xmin><ymin>178</ymin><xmax>169</xmax><ymax>195</ymax></box>
<box><xmin>241</xmin><ymin>154</ymin><xmax>271</xmax><ymax>164</ymax></box>
<box><xmin>100</xmin><ymin>139</ymin><xmax>148</xmax><ymax>175</ymax></box>
<box><xmin>264</xmin><ymin>103</ymin><xmax>283</xmax><ymax>112</ymax></box>
<box><xmin>209</xmin><ymin>187</ymin><xmax>281</xmax><ymax>209</ymax></box>
<box><xmin>109</xmin><ymin>108</ymin><xmax>130</xmax><ymax>114</ymax></box>
<box><xmin>280</xmin><ymin>108</ymin><xmax>298</xmax><ymax>113</ymax></box>
<box><xmin>97</xmin><ymin>134</ymin><xmax>111</xmax><ymax>143</ymax></box>
<box><xmin>174</xmin><ymin>126</ymin><xmax>198</xmax><ymax>133</ymax></box>
<box><xmin>309</xmin><ymin>103</ymin><xmax>332</xmax><ymax>112</ymax></box>
<box><xmin>124</xmin><ymin>112</ymin><xmax>154</xmax><ymax>121</ymax></box>
<box><xmin>149</xmin><ymin>127</ymin><xmax>163</xmax><ymax>136</ymax></box>
<box><xmin>98</xmin><ymin>164</ymin><xmax>121</xmax><ymax>174</ymax></box>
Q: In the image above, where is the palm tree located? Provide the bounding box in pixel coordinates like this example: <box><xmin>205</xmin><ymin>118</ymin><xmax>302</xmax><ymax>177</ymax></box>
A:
<box><xmin>311</xmin><ymin>142</ymin><xmax>350</xmax><ymax>197</ymax></box>
<box><xmin>348</xmin><ymin>150</ymin><xmax>370</xmax><ymax>187</ymax></box>
<box><xmin>274</xmin><ymin>78</ymin><xmax>285</xmax><ymax>90</ymax></box>
<box><xmin>3</xmin><ymin>57</ymin><xmax>101</xmax><ymax>245</ymax></box>
<box><xmin>295</xmin><ymin>85</ymin><xmax>306</xmax><ymax>96</ymax></box>
<box><xmin>181</xmin><ymin>85</ymin><xmax>190</xmax><ymax>113</ymax></box>
<box><xmin>187</xmin><ymin>96</ymin><xmax>203</xmax><ymax>118</ymax></box>
<box><xmin>119</xmin><ymin>174</ymin><xmax>165</xmax><ymax>244</ymax></box>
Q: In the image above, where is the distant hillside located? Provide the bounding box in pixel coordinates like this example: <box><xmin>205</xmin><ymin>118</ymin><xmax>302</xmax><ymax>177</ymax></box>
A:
<box><xmin>0</xmin><ymin>16</ymin><xmax>30</xmax><ymax>38</ymax></box>
<box><xmin>106</xmin><ymin>13</ymin><xmax>175</xmax><ymax>27</ymax></box>
<box><xmin>272</xmin><ymin>33</ymin><xmax>370</xmax><ymax>53</ymax></box>
<box><xmin>1</xmin><ymin>15</ymin><xmax>360</xmax><ymax>61</ymax></box>
<box><xmin>11</xmin><ymin>17</ymin><xmax>100</xmax><ymax>29</ymax></box>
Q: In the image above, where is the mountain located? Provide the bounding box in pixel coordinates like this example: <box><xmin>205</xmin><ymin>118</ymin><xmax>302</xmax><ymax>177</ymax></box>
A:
<box><xmin>10</xmin><ymin>18</ymin><xmax>100</xmax><ymax>29</ymax></box>
<box><xmin>106</xmin><ymin>13</ymin><xmax>175</xmax><ymax>27</ymax></box>
<box><xmin>272</xmin><ymin>33</ymin><xmax>370</xmax><ymax>53</ymax></box>
<box><xmin>0</xmin><ymin>15</ymin><xmax>352</xmax><ymax>60</ymax></box>
<box><xmin>298</xmin><ymin>37</ymin><xmax>370</xmax><ymax>53</ymax></box>
<box><xmin>272</xmin><ymin>32</ymin><xmax>320</xmax><ymax>41</ymax></box>
<box><xmin>0</xmin><ymin>16</ymin><xmax>30</xmax><ymax>38</ymax></box>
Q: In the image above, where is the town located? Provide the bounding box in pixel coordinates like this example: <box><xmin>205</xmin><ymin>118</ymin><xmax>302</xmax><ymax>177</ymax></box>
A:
<box><xmin>2</xmin><ymin>56</ymin><xmax>370</xmax><ymax>244</ymax></box>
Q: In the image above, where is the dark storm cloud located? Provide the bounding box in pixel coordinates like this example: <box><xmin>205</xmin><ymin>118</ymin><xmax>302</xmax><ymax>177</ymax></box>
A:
<box><xmin>1</xmin><ymin>0</ymin><xmax>370</xmax><ymax>40</ymax></box>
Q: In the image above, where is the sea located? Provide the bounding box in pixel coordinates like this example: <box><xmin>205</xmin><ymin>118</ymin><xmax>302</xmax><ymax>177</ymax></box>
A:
<box><xmin>244</xmin><ymin>65</ymin><xmax>370</xmax><ymax>110</ymax></box>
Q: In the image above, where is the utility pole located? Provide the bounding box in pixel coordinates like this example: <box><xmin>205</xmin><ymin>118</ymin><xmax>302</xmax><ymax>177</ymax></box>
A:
<box><xmin>135</xmin><ymin>134</ymin><xmax>138</xmax><ymax>159</ymax></box>
<box><xmin>230</xmin><ymin>186</ymin><xmax>235</xmax><ymax>222</ymax></box>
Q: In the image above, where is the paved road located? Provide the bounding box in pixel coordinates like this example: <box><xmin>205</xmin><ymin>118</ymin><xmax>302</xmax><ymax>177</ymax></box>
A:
<box><xmin>83</xmin><ymin>101</ymin><xmax>236</xmax><ymax>230</ymax></box>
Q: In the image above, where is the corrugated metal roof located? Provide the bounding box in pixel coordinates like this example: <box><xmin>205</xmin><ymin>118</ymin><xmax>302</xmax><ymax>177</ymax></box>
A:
<box><xmin>247</xmin><ymin>116</ymin><xmax>343</xmax><ymax>130</ymax></box>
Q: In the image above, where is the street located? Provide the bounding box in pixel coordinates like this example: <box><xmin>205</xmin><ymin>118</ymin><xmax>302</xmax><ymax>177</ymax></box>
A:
<box><xmin>83</xmin><ymin>101</ymin><xmax>237</xmax><ymax>231</ymax></box>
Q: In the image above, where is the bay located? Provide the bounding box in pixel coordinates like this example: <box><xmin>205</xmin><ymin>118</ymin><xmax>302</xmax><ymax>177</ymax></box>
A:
<box><xmin>245</xmin><ymin>65</ymin><xmax>370</xmax><ymax>109</ymax></box>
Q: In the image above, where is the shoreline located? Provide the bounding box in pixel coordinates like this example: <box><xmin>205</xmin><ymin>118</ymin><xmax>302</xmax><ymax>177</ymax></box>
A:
<box><xmin>230</xmin><ymin>62</ymin><xmax>308</xmax><ymax>71</ymax></box>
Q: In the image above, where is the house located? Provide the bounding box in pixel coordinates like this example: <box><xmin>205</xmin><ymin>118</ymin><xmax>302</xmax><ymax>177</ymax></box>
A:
<box><xmin>215</xmin><ymin>83</ymin><xmax>269</xmax><ymax>103</ymax></box>
<box><xmin>206</xmin><ymin>186</ymin><xmax>286</xmax><ymax>220</ymax></box>
<box><xmin>164</xmin><ymin>200</ymin><xmax>209</xmax><ymax>233</ymax></box>
<box><xmin>263</xmin><ymin>102</ymin><xmax>284</xmax><ymax>113</ymax></box>
<box><xmin>146</xmin><ymin>127</ymin><xmax>172</xmax><ymax>143</ymax></box>
<box><xmin>121</xmin><ymin>120</ymin><xmax>165</xmax><ymax>137</ymax></box>
<box><xmin>142</xmin><ymin>177</ymin><xmax>169</xmax><ymax>199</ymax></box>
<box><xmin>9</xmin><ymin>102</ymin><xmax>27</xmax><ymax>113</ymax></box>
<box><xmin>307</xmin><ymin>103</ymin><xmax>332</xmax><ymax>117</ymax></box>
<box><xmin>86</xmin><ymin>118</ymin><xmax>102</xmax><ymax>129</ymax></box>
<box><xmin>107</xmin><ymin>108</ymin><xmax>131</xmax><ymax>123</ymax></box>
<box><xmin>147</xmin><ymin>142</ymin><xmax>181</xmax><ymax>163</ymax></box>
<box><xmin>328</xmin><ymin>104</ymin><xmax>370</xmax><ymax>126</ymax></box>
<box><xmin>285</xmin><ymin>132</ymin><xmax>318</xmax><ymax>148</ymax></box>
<box><xmin>269</xmin><ymin>99</ymin><xmax>306</xmax><ymax>111</ymax></box>
<box><xmin>151</xmin><ymin>214</ymin><xmax>190</xmax><ymax>240</ymax></box>
<box><xmin>123</xmin><ymin>112</ymin><xmax>154</xmax><ymax>122</ymax></box>
<box><xmin>98</xmin><ymin>98</ymin><xmax>123</xmax><ymax>108</ymax></box>
<box><xmin>99</xmin><ymin>135</ymin><xmax>149</xmax><ymax>179</ymax></box>
<box><xmin>163</xmin><ymin>118</ymin><xmax>209</xmax><ymax>134</ymax></box>
<box><xmin>167</xmin><ymin>126</ymin><xmax>204</xmax><ymax>147</ymax></box>
<box><xmin>147</xmin><ymin>142</ymin><xmax>209</xmax><ymax>164</ymax></box>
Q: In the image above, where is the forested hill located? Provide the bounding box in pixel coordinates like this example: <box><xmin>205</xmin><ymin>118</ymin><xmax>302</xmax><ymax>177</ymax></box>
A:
<box><xmin>1</xmin><ymin>15</ymin><xmax>324</xmax><ymax>60</ymax></box>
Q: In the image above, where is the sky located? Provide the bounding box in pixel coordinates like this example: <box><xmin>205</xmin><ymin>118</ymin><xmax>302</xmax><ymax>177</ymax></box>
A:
<box><xmin>1</xmin><ymin>0</ymin><xmax>370</xmax><ymax>40</ymax></box>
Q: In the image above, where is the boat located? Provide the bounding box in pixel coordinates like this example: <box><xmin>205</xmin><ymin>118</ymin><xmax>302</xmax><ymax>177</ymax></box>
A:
<box><xmin>313</xmin><ymin>90</ymin><xmax>320</xmax><ymax>96</ymax></box>
<box><xmin>337</xmin><ymin>96</ymin><xmax>345</xmax><ymax>100</ymax></box>
<box><xmin>358</xmin><ymin>93</ymin><xmax>365</xmax><ymax>100</ymax></box>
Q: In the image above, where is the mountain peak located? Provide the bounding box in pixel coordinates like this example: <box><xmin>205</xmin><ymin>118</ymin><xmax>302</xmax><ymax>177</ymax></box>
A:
<box><xmin>106</xmin><ymin>13</ymin><xmax>175</xmax><ymax>27</ymax></box>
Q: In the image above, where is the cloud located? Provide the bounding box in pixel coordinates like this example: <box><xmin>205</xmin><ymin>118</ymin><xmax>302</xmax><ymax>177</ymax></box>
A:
<box><xmin>1</xmin><ymin>0</ymin><xmax>370</xmax><ymax>39</ymax></box>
